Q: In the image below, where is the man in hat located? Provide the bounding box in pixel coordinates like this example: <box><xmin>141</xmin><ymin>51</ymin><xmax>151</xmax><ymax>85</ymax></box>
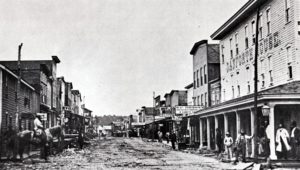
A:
<box><xmin>34</xmin><ymin>115</ymin><xmax>44</xmax><ymax>136</ymax></box>
<box><xmin>224</xmin><ymin>131</ymin><xmax>233</xmax><ymax>160</ymax></box>
<box><xmin>234</xmin><ymin>129</ymin><xmax>253</xmax><ymax>163</ymax></box>
<box><xmin>290</xmin><ymin>121</ymin><xmax>300</xmax><ymax>159</ymax></box>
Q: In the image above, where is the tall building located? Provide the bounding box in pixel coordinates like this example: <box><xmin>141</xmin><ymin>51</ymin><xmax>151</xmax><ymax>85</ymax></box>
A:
<box><xmin>190</xmin><ymin>40</ymin><xmax>220</xmax><ymax>107</ymax></box>
<box><xmin>193</xmin><ymin>0</ymin><xmax>300</xmax><ymax>160</ymax></box>
<box><xmin>0</xmin><ymin>56</ymin><xmax>60</xmax><ymax>128</ymax></box>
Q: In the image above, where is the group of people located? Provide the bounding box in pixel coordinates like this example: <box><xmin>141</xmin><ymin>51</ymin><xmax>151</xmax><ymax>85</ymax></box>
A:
<box><xmin>222</xmin><ymin>129</ymin><xmax>253</xmax><ymax>164</ymax></box>
<box><xmin>274</xmin><ymin>121</ymin><xmax>300</xmax><ymax>160</ymax></box>
<box><xmin>216</xmin><ymin>120</ymin><xmax>300</xmax><ymax>163</ymax></box>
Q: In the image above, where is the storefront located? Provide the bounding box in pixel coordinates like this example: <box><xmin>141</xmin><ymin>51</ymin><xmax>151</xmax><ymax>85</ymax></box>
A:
<box><xmin>194</xmin><ymin>82</ymin><xmax>300</xmax><ymax>160</ymax></box>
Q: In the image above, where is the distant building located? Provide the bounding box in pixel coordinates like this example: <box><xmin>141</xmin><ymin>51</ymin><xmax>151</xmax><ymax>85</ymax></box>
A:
<box><xmin>185</xmin><ymin>83</ymin><xmax>194</xmax><ymax>106</ymax></box>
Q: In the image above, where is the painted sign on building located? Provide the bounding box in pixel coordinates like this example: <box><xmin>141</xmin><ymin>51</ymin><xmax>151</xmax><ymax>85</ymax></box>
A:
<box><xmin>173</xmin><ymin>106</ymin><xmax>203</xmax><ymax>116</ymax></box>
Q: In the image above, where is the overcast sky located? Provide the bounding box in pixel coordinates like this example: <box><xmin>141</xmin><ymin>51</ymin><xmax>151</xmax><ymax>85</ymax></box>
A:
<box><xmin>0</xmin><ymin>0</ymin><xmax>247</xmax><ymax>116</ymax></box>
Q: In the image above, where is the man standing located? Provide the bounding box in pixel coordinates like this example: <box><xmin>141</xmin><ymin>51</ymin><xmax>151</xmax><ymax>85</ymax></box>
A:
<box><xmin>234</xmin><ymin>129</ymin><xmax>252</xmax><ymax>164</ymax></box>
<box><xmin>170</xmin><ymin>130</ymin><xmax>177</xmax><ymax>150</ymax></box>
<box><xmin>34</xmin><ymin>115</ymin><xmax>44</xmax><ymax>136</ymax></box>
<box><xmin>264</xmin><ymin>120</ymin><xmax>271</xmax><ymax>158</ymax></box>
<box><xmin>290</xmin><ymin>121</ymin><xmax>300</xmax><ymax>159</ymax></box>
<box><xmin>224</xmin><ymin>132</ymin><xmax>233</xmax><ymax>161</ymax></box>
<box><xmin>275</xmin><ymin>122</ymin><xmax>291</xmax><ymax>159</ymax></box>
<box><xmin>216</xmin><ymin>128</ymin><xmax>223</xmax><ymax>154</ymax></box>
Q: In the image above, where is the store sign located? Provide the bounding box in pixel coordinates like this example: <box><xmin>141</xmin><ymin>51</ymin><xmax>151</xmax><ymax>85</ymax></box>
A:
<box><xmin>226</xmin><ymin>31</ymin><xmax>280</xmax><ymax>73</ymax></box>
<box><xmin>37</xmin><ymin>113</ymin><xmax>47</xmax><ymax>121</ymax></box>
<box><xmin>174</xmin><ymin>106</ymin><xmax>203</xmax><ymax>115</ymax></box>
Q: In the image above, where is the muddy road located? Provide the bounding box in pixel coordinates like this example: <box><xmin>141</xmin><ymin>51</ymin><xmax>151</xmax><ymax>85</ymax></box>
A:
<box><xmin>0</xmin><ymin>137</ymin><xmax>231</xmax><ymax>170</ymax></box>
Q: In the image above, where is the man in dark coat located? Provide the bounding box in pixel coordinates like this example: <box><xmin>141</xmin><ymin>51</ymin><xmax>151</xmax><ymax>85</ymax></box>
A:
<box><xmin>290</xmin><ymin>121</ymin><xmax>300</xmax><ymax>159</ymax></box>
<box><xmin>216</xmin><ymin>128</ymin><xmax>223</xmax><ymax>154</ymax></box>
<box><xmin>170</xmin><ymin>131</ymin><xmax>177</xmax><ymax>150</ymax></box>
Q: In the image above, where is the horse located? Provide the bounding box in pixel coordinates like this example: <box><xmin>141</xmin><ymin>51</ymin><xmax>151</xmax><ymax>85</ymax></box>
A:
<box><xmin>15</xmin><ymin>130</ymin><xmax>48</xmax><ymax>161</ymax></box>
<box><xmin>45</xmin><ymin>125</ymin><xmax>65</xmax><ymax>154</ymax></box>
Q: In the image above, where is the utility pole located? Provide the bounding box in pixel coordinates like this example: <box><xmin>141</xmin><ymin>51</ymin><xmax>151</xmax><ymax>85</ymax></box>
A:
<box><xmin>254</xmin><ymin>5</ymin><xmax>260</xmax><ymax>163</ymax></box>
<box><xmin>16</xmin><ymin>43</ymin><xmax>23</xmax><ymax>132</ymax></box>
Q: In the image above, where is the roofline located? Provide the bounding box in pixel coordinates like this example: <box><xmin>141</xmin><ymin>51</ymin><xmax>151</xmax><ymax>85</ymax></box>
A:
<box><xmin>185</xmin><ymin>83</ymin><xmax>194</xmax><ymax>89</ymax></box>
<box><xmin>190</xmin><ymin>40</ymin><xmax>208</xmax><ymax>55</ymax></box>
<box><xmin>0</xmin><ymin>64</ymin><xmax>35</xmax><ymax>91</ymax></box>
<box><xmin>211</xmin><ymin>0</ymin><xmax>268</xmax><ymax>40</ymax></box>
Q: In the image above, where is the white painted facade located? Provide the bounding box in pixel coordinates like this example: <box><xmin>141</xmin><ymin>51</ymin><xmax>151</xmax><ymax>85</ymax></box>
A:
<box><xmin>216</xmin><ymin>0</ymin><xmax>300</xmax><ymax>102</ymax></box>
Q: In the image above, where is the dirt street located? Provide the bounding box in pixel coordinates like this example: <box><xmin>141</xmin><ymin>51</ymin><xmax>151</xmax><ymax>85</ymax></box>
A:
<box><xmin>0</xmin><ymin>137</ymin><xmax>232</xmax><ymax>170</ymax></box>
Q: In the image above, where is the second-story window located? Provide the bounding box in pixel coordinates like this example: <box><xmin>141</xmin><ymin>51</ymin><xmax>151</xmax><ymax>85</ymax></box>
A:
<box><xmin>230</xmin><ymin>38</ymin><xmax>233</xmax><ymax>58</ymax></box>
<box><xmin>196</xmin><ymin>70</ymin><xmax>199</xmax><ymax>87</ymax></box>
<box><xmin>201</xmin><ymin>94</ymin><xmax>203</xmax><ymax>106</ymax></box>
<box><xmin>251</xmin><ymin>20</ymin><xmax>256</xmax><ymax>44</ymax></box>
<box><xmin>268</xmin><ymin>55</ymin><xmax>273</xmax><ymax>85</ymax></box>
<box><xmin>235</xmin><ymin>33</ymin><xmax>239</xmax><ymax>55</ymax></box>
<box><xmin>194</xmin><ymin>72</ymin><xmax>196</xmax><ymax>89</ymax></box>
<box><xmin>261</xmin><ymin>59</ymin><xmax>265</xmax><ymax>88</ymax></box>
<box><xmin>221</xmin><ymin>45</ymin><xmax>225</xmax><ymax>64</ymax></box>
<box><xmin>266</xmin><ymin>8</ymin><xmax>271</xmax><ymax>35</ymax></box>
<box><xmin>237</xmin><ymin>85</ymin><xmax>240</xmax><ymax>97</ymax></box>
<box><xmin>204</xmin><ymin>65</ymin><xmax>207</xmax><ymax>84</ymax></box>
<box><xmin>287</xmin><ymin>46</ymin><xmax>293</xmax><ymax>79</ymax></box>
<box><xmin>200</xmin><ymin>68</ymin><xmax>203</xmax><ymax>86</ymax></box>
<box><xmin>285</xmin><ymin>0</ymin><xmax>291</xmax><ymax>23</ymax></box>
<box><xmin>232</xmin><ymin>86</ymin><xmax>235</xmax><ymax>99</ymax></box>
<box><xmin>259</xmin><ymin>13</ymin><xmax>263</xmax><ymax>39</ymax></box>
<box><xmin>245</xmin><ymin>25</ymin><xmax>249</xmax><ymax>49</ymax></box>
<box><xmin>204</xmin><ymin>92</ymin><xmax>207</xmax><ymax>107</ymax></box>
<box><xmin>247</xmin><ymin>83</ymin><xmax>251</xmax><ymax>94</ymax></box>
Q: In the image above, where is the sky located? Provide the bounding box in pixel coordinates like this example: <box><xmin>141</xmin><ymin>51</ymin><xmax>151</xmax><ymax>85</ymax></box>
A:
<box><xmin>0</xmin><ymin>0</ymin><xmax>247</xmax><ymax>116</ymax></box>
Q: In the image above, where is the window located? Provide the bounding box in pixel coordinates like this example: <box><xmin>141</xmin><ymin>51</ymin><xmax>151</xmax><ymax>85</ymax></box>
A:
<box><xmin>235</xmin><ymin>33</ymin><xmax>239</xmax><ymax>55</ymax></box>
<box><xmin>288</xmin><ymin>65</ymin><xmax>293</xmax><ymax>79</ymax></box>
<box><xmin>204</xmin><ymin>92</ymin><xmax>207</xmax><ymax>107</ymax></box>
<box><xmin>285</xmin><ymin>0</ymin><xmax>291</xmax><ymax>23</ymax></box>
<box><xmin>196</xmin><ymin>70</ymin><xmax>199</xmax><ymax>87</ymax></box>
<box><xmin>221</xmin><ymin>45</ymin><xmax>225</xmax><ymax>64</ymax></box>
<box><xmin>197</xmin><ymin>96</ymin><xmax>200</xmax><ymax>106</ymax></box>
<box><xmin>194</xmin><ymin>72</ymin><xmax>196</xmax><ymax>89</ymax></box>
<box><xmin>237</xmin><ymin>85</ymin><xmax>240</xmax><ymax>97</ymax></box>
<box><xmin>259</xmin><ymin>14</ymin><xmax>263</xmax><ymax>39</ymax></box>
<box><xmin>268</xmin><ymin>55</ymin><xmax>273</xmax><ymax>84</ymax></box>
<box><xmin>247</xmin><ymin>83</ymin><xmax>251</xmax><ymax>94</ymax></box>
<box><xmin>200</xmin><ymin>68</ymin><xmax>203</xmax><ymax>86</ymax></box>
<box><xmin>261</xmin><ymin>74</ymin><xmax>265</xmax><ymax>88</ymax></box>
<box><xmin>287</xmin><ymin>46</ymin><xmax>293</xmax><ymax>79</ymax></box>
<box><xmin>245</xmin><ymin>25</ymin><xmax>249</xmax><ymax>49</ymax></box>
<box><xmin>201</xmin><ymin>94</ymin><xmax>203</xmax><ymax>106</ymax></box>
<box><xmin>266</xmin><ymin>8</ymin><xmax>271</xmax><ymax>35</ymax></box>
<box><xmin>251</xmin><ymin>20</ymin><xmax>256</xmax><ymax>44</ymax></box>
<box><xmin>204</xmin><ymin>65</ymin><xmax>207</xmax><ymax>84</ymax></box>
<box><xmin>261</xmin><ymin>59</ymin><xmax>265</xmax><ymax>88</ymax></box>
<box><xmin>230</xmin><ymin>38</ymin><xmax>233</xmax><ymax>58</ymax></box>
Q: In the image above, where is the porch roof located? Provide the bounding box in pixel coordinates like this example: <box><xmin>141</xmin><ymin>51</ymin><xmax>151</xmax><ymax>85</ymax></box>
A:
<box><xmin>189</xmin><ymin>81</ymin><xmax>300</xmax><ymax>118</ymax></box>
